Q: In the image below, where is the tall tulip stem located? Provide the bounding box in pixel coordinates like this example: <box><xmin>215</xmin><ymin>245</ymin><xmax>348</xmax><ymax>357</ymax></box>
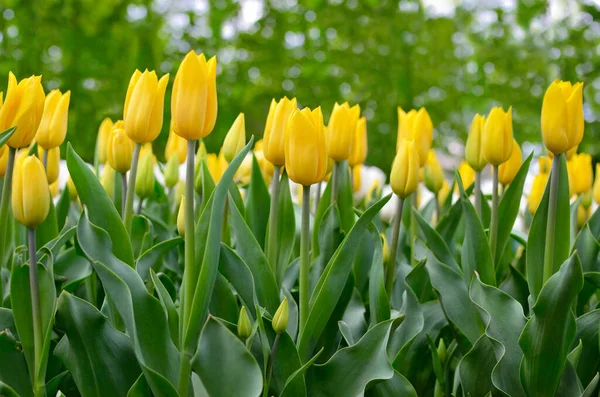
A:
<box><xmin>121</xmin><ymin>173</ymin><xmax>127</xmax><ymax>216</ymax></box>
<box><xmin>123</xmin><ymin>143</ymin><xmax>141</xmax><ymax>234</ymax></box>
<box><xmin>299</xmin><ymin>185</ymin><xmax>311</xmax><ymax>336</ymax></box>
<box><xmin>314</xmin><ymin>182</ymin><xmax>321</xmax><ymax>214</ymax></box>
<box><xmin>474</xmin><ymin>171</ymin><xmax>482</xmax><ymax>218</ymax></box>
<box><xmin>386</xmin><ymin>197</ymin><xmax>404</xmax><ymax>297</ymax></box>
<box><xmin>0</xmin><ymin>147</ymin><xmax>15</xmax><ymax>268</ymax></box>
<box><xmin>543</xmin><ymin>154</ymin><xmax>560</xmax><ymax>284</ymax></box>
<box><xmin>42</xmin><ymin>149</ymin><xmax>48</xmax><ymax>169</ymax></box>
<box><xmin>267</xmin><ymin>166</ymin><xmax>281</xmax><ymax>274</ymax></box>
<box><xmin>489</xmin><ymin>165</ymin><xmax>499</xmax><ymax>261</ymax></box>
<box><xmin>28</xmin><ymin>228</ymin><xmax>44</xmax><ymax>396</ymax></box>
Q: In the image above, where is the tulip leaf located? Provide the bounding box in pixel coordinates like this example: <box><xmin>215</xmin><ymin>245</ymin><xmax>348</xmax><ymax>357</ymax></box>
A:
<box><xmin>495</xmin><ymin>153</ymin><xmax>532</xmax><ymax>264</ymax></box>
<box><xmin>191</xmin><ymin>316</ymin><xmax>263</xmax><ymax>397</ymax></box>
<box><xmin>573</xmin><ymin>224</ymin><xmax>600</xmax><ymax>273</ymax></box>
<box><xmin>572</xmin><ymin>309</ymin><xmax>600</xmax><ymax>387</ymax></box>
<box><xmin>311</xmin><ymin>204</ymin><xmax>343</xmax><ymax>291</ymax></box>
<box><xmin>526</xmin><ymin>154</ymin><xmax>570</xmax><ymax>301</ymax></box>
<box><xmin>131</xmin><ymin>215</ymin><xmax>153</xmax><ymax>260</ymax></box>
<box><xmin>149</xmin><ymin>270</ymin><xmax>179</xmax><ymax>348</ymax></box>
<box><xmin>312</xmin><ymin>181</ymin><xmax>332</xmax><ymax>259</ymax></box>
<box><xmin>368</xmin><ymin>227</ymin><xmax>390</xmax><ymax>326</ymax></box>
<box><xmin>435</xmin><ymin>195</ymin><xmax>463</xmax><ymax>243</ymax></box>
<box><xmin>218</xmin><ymin>244</ymin><xmax>260</xmax><ymax>318</ymax></box>
<box><xmin>54</xmin><ymin>292</ymin><xmax>141</xmax><ymax>396</ymax></box>
<box><xmin>298</xmin><ymin>194</ymin><xmax>390</xmax><ymax>360</ymax></box>
<box><xmin>0</xmin><ymin>126</ymin><xmax>16</xmax><ymax>147</ymax></box>
<box><xmin>274</xmin><ymin>172</ymin><xmax>296</xmax><ymax>286</ymax></box>
<box><xmin>499</xmin><ymin>264</ymin><xmax>530</xmax><ymax>316</ymax></box>
<box><xmin>306</xmin><ymin>319</ymin><xmax>395</xmax><ymax>396</ymax></box>
<box><xmin>0</xmin><ymin>331</ymin><xmax>32</xmax><ymax>397</ymax></box>
<box><xmin>280</xmin><ymin>348</ymin><xmax>324</xmax><ymax>397</ymax></box>
<box><xmin>55</xmin><ymin>184</ymin><xmax>71</xmax><ymax>232</ymax></box>
<box><xmin>414</xmin><ymin>209</ymin><xmax>460</xmax><ymax>273</ymax></box>
<box><xmin>370</xmin><ymin>370</ymin><xmax>418</xmax><ymax>397</ymax></box>
<box><xmin>405</xmin><ymin>259</ymin><xmax>434</xmax><ymax>303</ymax></box>
<box><xmin>352</xmin><ymin>224</ymin><xmax>376</xmax><ymax>296</ymax></box>
<box><xmin>198</xmin><ymin>159</ymin><xmax>216</xmax><ymax>214</ymax></box>
<box><xmin>519</xmin><ymin>253</ymin><xmax>584</xmax><ymax>397</ymax></box>
<box><xmin>36</xmin><ymin>199</ymin><xmax>58</xmax><ymax>250</ymax></box>
<box><xmin>388</xmin><ymin>286</ymin><xmax>424</xmax><ymax>367</ymax></box>
<box><xmin>209</xmin><ymin>273</ymin><xmax>239</xmax><ymax>324</ymax></box>
<box><xmin>135</xmin><ymin>237</ymin><xmax>182</xmax><ymax>282</ymax></box>
<box><xmin>458</xmin><ymin>334</ymin><xmax>496</xmax><ymax>395</ymax></box>
<box><xmin>336</xmin><ymin>161</ymin><xmax>356</xmax><ymax>233</ymax></box>
<box><xmin>54</xmin><ymin>247</ymin><xmax>92</xmax><ymax>292</ymax></box>
<box><xmin>244</xmin><ymin>154</ymin><xmax>270</xmax><ymax>248</ymax></box>
<box><xmin>66</xmin><ymin>143</ymin><xmax>134</xmax><ymax>267</ymax></box>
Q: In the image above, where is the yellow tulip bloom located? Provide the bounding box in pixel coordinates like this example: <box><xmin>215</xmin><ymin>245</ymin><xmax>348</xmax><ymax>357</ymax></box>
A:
<box><xmin>538</xmin><ymin>156</ymin><xmax>551</xmax><ymax>173</ymax></box>
<box><xmin>12</xmin><ymin>154</ymin><xmax>50</xmax><ymax>228</ymax></box>
<box><xmin>107</xmin><ymin>121</ymin><xmax>135</xmax><ymax>173</ymax></box>
<box><xmin>391</xmin><ymin>139</ymin><xmax>419</xmax><ymax>199</ymax></box>
<box><xmin>438</xmin><ymin>179</ymin><xmax>451</xmax><ymax>204</ymax></box>
<box><xmin>35</xmin><ymin>89</ymin><xmax>71</xmax><ymax>149</ymax></box>
<box><xmin>482</xmin><ymin>107</ymin><xmax>513</xmax><ymax>166</ymax></box>
<box><xmin>498</xmin><ymin>139</ymin><xmax>522</xmax><ymax>186</ymax></box>
<box><xmin>424</xmin><ymin>150</ymin><xmax>444</xmax><ymax>194</ymax></box>
<box><xmin>349</xmin><ymin>116</ymin><xmax>368</xmax><ymax>167</ymax></box>
<box><xmin>397</xmin><ymin>107</ymin><xmax>433</xmax><ymax>167</ymax></box>
<box><xmin>39</xmin><ymin>147</ymin><xmax>60</xmax><ymax>184</ymax></box>
<box><xmin>0</xmin><ymin>147</ymin><xmax>8</xmax><ymax>177</ymax></box>
<box><xmin>164</xmin><ymin>154</ymin><xmax>180</xmax><ymax>189</ymax></box>
<box><xmin>223</xmin><ymin>113</ymin><xmax>246</xmax><ymax>163</ymax></box>
<box><xmin>529</xmin><ymin>172</ymin><xmax>548</xmax><ymax>215</ymax></box>
<box><xmin>568</xmin><ymin>153</ymin><xmax>593</xmax><ymax>196</ymax></box>
<box><xmin>165</xmin><ymin>125</ymin><xmax>187</xmax><ymax>164</ymax></box>
<box><xmin>593</xmin><ymin>164</ymin><xmax>600</xmax><ymax>205</ymax></box>
<box><xmin>457</xmin><ymin>161</ymin><xmax>476</xmax><ymax>189</ymax></box>
<box><xmin>177</xmin><ymin>196</ymin><xmax>185</xmax><ymax>237</ymax></box>
<box><xmin>541</xmin><ymin>80</ymin><xmax>584</xmax><ymax>155</ymax></box>
<box><xmin>135</xmin><ymin>149</ymin><xmax>155</xmax><ymax>199</ymax></box>
<box><xmin>96</xmin><ymin>118</ymin><xmax>113</xmax><ymax>164</ymax></box>
<box><xmin>100</xmin><ymin>164</ymin><xmax>116</xmax><ymax>199</ymax></box>
<box><xmin>67</xmin><ymin>175</ymin><xmax>78</xmax><ymax>200</ymax></box>
<box><xmin>465</xmin><ymin>114</ymin><xmax>487</xmax><ymax>171</ymax></box>
<box><xmin>328</xmin><ymin>102</ymin><xmax>360</xmax><ymax>162</ymax></box>
<box><xmin>352</xmin><ymin>164</ymin><xmax>362</xmax><ymax>193</ymax></box>
<box><xmin>263</xmin><ymin>97</ymin><xmax>297</xmax><ymax>166</ymax></box>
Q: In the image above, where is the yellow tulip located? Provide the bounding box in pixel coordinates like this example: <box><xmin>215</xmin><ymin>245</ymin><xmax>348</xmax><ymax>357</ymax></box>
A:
<box><xmin>593</xmin><ymin>164</ymin><xmax>600</xmax><ymax>205</ymax></box>
<box><xmin>49</xmin><ymin>180</ymin><xmax>59</xmax><ymax>198</ymax></box>
<box><xmin>465</xmin><ymin>114</ymin><xmax>487</xmax><ymax>171</ymax></box>
<box><xmin>498</xmin><ymin>139</ymin><xmax>522</xmax><ymax>186</ymax></box>
<box><xmin>263</xmin><ymin>97</ymin><xmax>297</xmax><ymax>166</ymax></box>
<box><xmin>538</xmin><ymin>156</ymin><xmax>551</xmax><ymax>173</ymax></box>
<box><xmin>424</xmin><ymin>150</ymin><xmax>444</xmax><ymax>194</ymax></box>
<box><xmin>35</xmin><ymin>89</ymin><xmax>71</xmax><ymax>149</ymax></box>
<box><xmin>135</xmin><ymin>150</ymin><xmax>155</xmax><ymax>199</ymax></box>
<box><xmin>0</xmin><ymin>73</ymin><xmax>45</xmax><ymax>149</ymax></box>
<box><xmin>206</xmin><ymin>152</ymin><xmax>227</xmax><ymax>183</ymax></box>
<box><xmin>96</xmin><ymin>118</ymin><xmax>113</xmax><ymax>164</ymax></box>
<box><xmin>457</xmin><ymin>161</ymin><xmax>476</xmax><ymax>189</ymax></box>
<box><xmin>568</xmin><ymin>153</ymin><xmax>593</xmax><ymax>195</ymax></box>
<box><xmin>482</xmin><ymin>107</ymin><xmax>513</xmax><ymax>166</ymax></box>
<box><xmin>438</xmin><ymin>179</ymin><xmax>451</xmax><ymax>204</ymax></box>
<box><xmin>12</xmin><ymin>154</ymin><xmax>50</xmax><ymax>228</ymax></box>
<box><xmin>541</xmin><ymin>80</ymin><xmax>584</xmax><ymax>155</ymax></box>
<box><xmin>124</xmin><ymin>69</ymin><xmax>169</xmax><ymax>143</ymax></box>
<box><xmin>349</xmin><ymin>116</ymin><xmax>368</xmax><ymax>167</ymax></box>
<box><xmin>177</xmin><ymin>196</ymin><xmax>185</xmax><ymax>237</ymax></box>
<box><xmin>528</xmin><ymin>172</ymin><xmax>548</xmax><ymax>215</ymax></box>
<box><xmin>381</xmin><ymin>233</ymin><xmax>390</xmax><ymax>263</ymax></box>
<box><xmin>235</xmin><ymin>155</ymin><xmax>252</xmax><ymax>186</ymax></box>
<box><xmin>164</xmin><ymin>154</ymin><xmax>180</xmax><ymax>189</ymax></box>
<box><xmin>100</xmin><ymin>164</ymin><xmax>116</xmax><ymax>198</ymax></box>
<box><xmin>255</xmin><ymin>139</ymin><xmax>264</xmax><ymax>152</ymax></box>
<box><xmin>352</xmin><ymin>164</ymin><xmax>361</xmax><ymax>193</ymax></box>
<box><xmin>107</xmin><ymin>121</ymin><xmax>135</xmax><ymax>173</ymax></box>
<box><xmin>577</xmin><ymin>205</ymin><xmax>590</xmax><ymax>228</ymax></box>
<box><xmin>328</xmin><ymin>102</ymin><xmax>360</xmax><ymax>162</ymax></box>
<box><xmin>223</xmin><ymin>113</ymin><xmax>246</xmax><ymax>163</ymax></box>
<box><xmin>165</xmin><ymin>125</ymin><xmax>187</xmax><ymax>164</ymax></box>
<box><xmin>0</xmin><ymin>147</ymin><xmax>8</xmax><ymax>177</ymax></box>
<box><xmin>174</xmin><ymin>180</ymin><xmax>185</xmax><ymax>205</ymax></box>
<box><xmin>582</xmin><ymin>189</ymin><xmax>592</xmax><ymax>209</ymax></box>
<box><xmin>255</xmin><ymin>149</ymin><xmax>275</xmax><ymax>185</ymax></box>
<box><xmin>39</xmin><ymin>147</ymin><xmax>60</xmax><ymax>184</ymax></box>
<box><xmin>67</xmin><ymin>175</ymin><xmax>78</xmax><ymax>200</ymax></box>
<box><xmin>391</xmin><ymin>139</ymin><xmax>419</xmax><ymax>199</ymax></box>
<box><xmin>397</xmin><ymin>107</ymin><xmax>433</xmax><ymax>167</ymax></box>
<box><xmin>285</xmin><ymin>107</ymin><xmax>328</xmax><ymax>186</ymax></box>
<box><xmin>171</xmin><ymin>51</ymin><xmax>217</xmax><ymax>140</ymax></box>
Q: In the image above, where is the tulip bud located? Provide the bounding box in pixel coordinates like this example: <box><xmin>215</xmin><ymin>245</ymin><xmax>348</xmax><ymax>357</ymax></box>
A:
<box><xmin>174</xmin><ymin>180</ymin><xmax>185</xmax><ymax>205</ymax></box>
<box><xmin>36</xmin><ymin>89</ymin><xmax>71</xmax><ymax>149</ymax></box>
<box><xmin>49</xmin><ymin>180</ymin><xmax>60</xmax><ymax>198</ymax></box>
<box><xmin>206</xmin><ymin>153</ymin><xmax>221</xmax><ymax>183</ymax></box>
<box><xmin>381</xmin><ymin>233</ymin><xmax>390</xmax><ymax>263</ymax></box>
<box><xmin>528</xmin><ymin>172</ymin><xmax>548</xmax><ymax>215</ymax></box>
<box><xmin>349</xmin><ymin>116</ymin><xmax>368</xmax><ymax>167</ymax></box>
<box><xmin>439</xmin><ymin>179</ymin><xmax>451</xmax><ymax>205</ymax></box>
<box><xmin>0</xmin><ymin>73</ymin><xmax>45</xmax><ymax>149</ymax></box>
<box><xmin>465</xmin><ymin>114</ymin><xmax>487</xmax><ymax>172</ymax></box>
<box><xmin>177</xmin><ymin>196</ymin><xmax>185</xmax><ymax>237</ymax></box>
<box><xmin>263</xmin><ymin>97</ymin><xmax>297</xmax><ymax>166</ymax></box>
<box><xmin>482</xmin><ymin>107</ymin><xmax>513</xmax><ymax>166</ymax></box>
<box><xmin>171</xmin><ymin>51</ymin><xmax>217</xmax><ymax>140</ymax></box>
<box><xmin>437</xmin><ymin>339</ymin><xmax>448</xmax><ymax>365</ymax></box>
<box><xmin>272</xmin><ymin>297</ymin><xmax>289</xmax><ymax>334</ymax></box>
<box><xmin>578</xmin><ymin>205</ymin><xmax>590</xmax><ymax>228</ymax></box>
<box><xmin>255</xmin><ymin>149</ymin><xmax>275</xmax><ymax>186</ymax></box>
<box><xmin>223</xmin><ymin>113</ymin><xmax>246</xmax><ymax>163</ymax></box>
<box><xmin>397</xmin><ymin>107</ymin><xmax>434</xmax><ymax>167</ymax></box>
<box><xmin>12</xmin><ymin>154</ymin><xmax>50</xmax><ymax>228</ymax></box>
<box><xmin>164</xmin><ymin>155</ymin><xmax>180</xmax><ymax>189</ymax></box>
<box><xmin>391</xmin><ymin>139</ymin><xmax>419</xmax><ymax>199</ymax></box>
<box><xmin>124</xmin><ymin>69</ymin><xmax>169</xmax><ymax>144</ymax></box>
<box><xmin>593</xmin><ymin>164</ymin><xmax>600</xmax><ymax>205</ymax></box>
<box><xmin>497</xmin><ymin>139</ymin><xmax>522</xmax><ymax>186</ymax></box>
<box><xmin>328</xmin><ymin>102</ymin><xmax>360</xmax><ymax>162</ymax></box>
<box><xmin>424</xmin><ymin>150</ymin><xmax>444</xmax><ymax>194</ymax></box>
<box><xmin>457</xmin><ymin>161</ymin><xmax>475</xmax><ymax>190</ymax></box>
<box><xmin>67</xmin><ymin>175</ymin><xmax>78</xmax><ymax>201</ymax></box>
<box><xmin>352</xmin><ymin>164</ymin><xmax>362</xmax><ymax>193</ymax></box>
<box><xmin>237</xmin><ymin>306</ymin><xmax>252</xmax><ymax>339</ymax></box>
<box><xmin>582</xmin><ymin>189</ymin><xmax>593</xmax><ymax>210</ymax></box>
<box><xmin>107</xmin><ymin>121</ymin><xmax>135</xmax><ymax>173</ymax></box>
<box><xmin>538</xmin><ymin>156</ymin><xmax>551</xmax><ymax>173</ymax></box>
<box><xmin>136</xmin><ymin>150</ymin><xmax>155</xmax><ymax>199</ymax></box>
<box><xmin>0</xmin><ymin>147</ymin><xmax>7</xmax><ymax>177</ymax></box>
<box><xmin>235</xmin><ymin>155</ymin><xmax>252</xmax><ymax>186</ymax></box>
<box><xmin>568</xmin><ymin>153</ymin><xmax>593</xmax><ymax>196</ymax></box>
<box><xmin>165</xmin><ymin>125</ymin><xmax>187</xmax><ymax>164</ymax></box>
<box><xmin>194</xmin><ymin>140</ymin><xmax>207</xmax><ymax>178</ymax></box>
<box><xmin>285</xmin><ymin>107</ymin><xmax>328</xmax><ymax>186</ymax></box>
<box><xmin>96</xmin><ymin>118</ymin><xmax>113</xmax><ymax>164</ymax></box>
<box><xmin>39</xmin><ymin>147</ymin><xmax>60</xmax><ymax>184</ymax></box>
<box><xmin>541</xmin><ymin>80</ymin><xmax>584</xmax><ymax>155</ymax></box>
<box><xmin>100</xmin><ymin>164</ymin><xmax>116</xmax><ymax>198</ymax></box>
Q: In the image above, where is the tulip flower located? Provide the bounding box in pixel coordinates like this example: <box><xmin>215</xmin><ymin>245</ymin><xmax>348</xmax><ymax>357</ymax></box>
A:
<box><xmin>39</xmin><ymin>147</ymin><xmax>60</xmax><ymax>184</ymax></box>
<box><xmin>100</xmin><ymin>164</ymin><xmax>116</xmax><ymax>199</ymax></box>
<box><xmin>177</xmin><ymin>196</ymin><xmax>185</xmax><ymax>237</ymax></box>
<box><xmin>568</xmin><ymin>153</ymin><xmax>592</xmax><ymax>196</ymax></box>
<box><xmin>223</xmin><ymin>113</ymin><xmax>246</xmax><ymax>163</ymax></box>
<box><xmin>581</xmin><ymin>189</ymin><xmax>592</xmax><ymax>210</ymax></box>
<box><xmin>96</xmin><ymin>117</ymin><xmax>113</xmax><ymax>164</ymax></box>
<box><xmin>164</xmin><ymin>155</ymin><xmax>180</xmax><ymax>189</ymax></box>
<box><xmin>165</xmin><ymin>125</ymin><xmax>187</xmax><ymax>164</ymax></box>
<box><xmin>135</xmin><ymin>149</ymin><xmax>155</xmax><ymax>204</ymax></box>
<box><xmin>49</xmin><ymin>180</ymin><xmax>59</xmax><ymax>198</ymax></box>
<box><xmin>424</xmin><ymin>150</ymin><xmax>444</xmax><ymax>195</ymax></box>
<box><xmin>593</xmin><ymin>164</ymin><xmax>600</xmax><ymax>205</ymax></box>
<box><xmin>529</xmin><ymin>172</ymin><xmax>548</xmax><ymax>215</ymax></box>
<box><xmin>465</xmin><ymin>114</ymin><xmax>487</xmax><ymax>172</ymax></box>
<box><xmin>67</xmin><ymin>175</ymin><xmax>78</xmax><ymax>201</ymax></box>
<box><xmin>263</xmin><ymin>97</ymin><xmax>297</xmax><ymax>166</ymax></box>
<box><xmin>349</xmin><ymin>116</ymin><xmax>368</xmax><ymax>167</ymax></box>
<box><xmin>498</xmin><ymin>139</ymin><xmax>522</xmax><ymax>186</ymax></box>
<box><xmin>457</xmin><ymin>161</ymin><xmax>476</xmax><ymax>190</ymax></box>
<box><xmin>577</xmin><ymin>205</ymin><xmax>590</xmax><ymax>229</ymax></box>
<box><xmin>381</xmin><ymin>233</ymin><xmax>390</xmax><ymax>263</ymax></box>
<box><xmin>539</xmin><ymin>156</ymin><xmax>551</xmax><ymax>173</ymax></box>
<box><xmin>438</xmin><ymin>179</ymin><xmax>451</xmax><ymax>206</ymax></box>
<box><xmin>482</xmin><ymin>107</ymin><xmax>513</xmax><ymax>166</ymax></box>
<box><xmin>237</xmin><ymin>306</ymin><xmax>252</xmax><ymax>339</ymax></box>
<box><xmin>397</xmin><ymin>107</ymin><xmax>433</xmax><ymax>167</ymax></box>
<box><xmin>541</xmin><ymin>80</ymin><xmax>584</xmax><ymax>156</ymax></box>
<box><xmin>36</xmin><ymin>89</ymin><xmax>71</xmax><ymax>150</ymax></box>
<box><xmin>0</xmin><ymin>146</ymin><xmax>9</xmax><ymax>178</ymax></box>
<box><xmin>352</xmin><ymin>164</ymin><xmax>361</xmax><ymax>193</ymax></box>
<box><xmin>328</xmin><ymin>102</ymin><xmax>360</xmax><ymax>162</ymax></box>
<box><xmin>12</xmin><ymin>154</ymin><xmax>50</xmax><ymax>229</ymax></box>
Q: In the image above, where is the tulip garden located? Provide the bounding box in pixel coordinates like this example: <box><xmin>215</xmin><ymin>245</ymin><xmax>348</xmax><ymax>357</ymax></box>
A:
<box><xmin>0</xmin><ymin>44</ymin><xmax>598</xmax><ymax>397</ymax></box>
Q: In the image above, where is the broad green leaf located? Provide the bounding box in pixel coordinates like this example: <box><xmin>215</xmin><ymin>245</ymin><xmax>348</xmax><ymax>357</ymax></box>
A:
<box><xmin>388</xmin><ymin>286</ymin><xmax>424</xmax><ymax>367</ymax></box>
<box><xmin>263</xmin><ymin>320</ymin><xmax>305</xmax><ymax>397</ymax></box>
<box><xmin>150</xmin><ymin>270</ymin><xmax>179</xmax><ymax>348</ymax></box>
<box><xmin>519</xmin><ymin>253</ymin><xmax>584</xmax><ymax>397</ymax></box>
<box><xmin>574</xmin><ymin>225</ymin><xmax>600</xmax><ymax>273</ymax></box>
<box><xmin>210</xmin><ymin>273</ymin><xmax>239</xmax><ymax>324</ymax></box>
<box><xmin>244</xmin><ymin>154</ymin><xmax>270</xmax><ymax>248</ymax></box>
<box><xmin>66</xmin><ymin>143</ymin><xmax>134</xmax><ymax>266</ymax></box>
<box><xmin>352</xmin><ymin>224</ymin><xmax>376</xmax><ymax>296</ymax></box>
<box><xmin>368</xmin><ymin>227</ymin><xmax>390</xmax><ymax>326</ymax></box>
<box><xmin>414</xmin><ymin>210</ymin><xmax>460</xmax><ymax>272</ymax></box>
<box><xmin>54</xmin><ymin>247</ymin><xmax>92</xmax><ymax>292</ymax></box>
<box><xmin>336</xmin><ymin>160</ymin><xmax>356</xmax><ymax>233</ymax></box>
<box><xmin>0</xmin><ymin>381</ymin><xmax>20</xmax><ymax>397</ymax></box>
<box><xmin>54</xmin><ymin>292</ymin><xmax>141</xmax><ymax>396</ymax></box>
<box><xmin>191</xmin><ymin>316</ymin><xmax>262</xmax><ymax>397</ymax></box>
<box><xmin>526</xmin><ymin>154</ymin><xmax>570</xmax><ymax>301</ymax></box>
<box><xmin>572</xmin><ymin>309</ymin><xmax>600</xmax><ymax>387</ymax></box>
<box><xmin>274</xmin><ymin>172</ymin><xmax>296</xmax><ymax>286</ymax></box>
<box><xmin>312</xmin><ymin>181</ymin><xmax>332</xmax><ymax>259</ymax></box>
<box><xmin>499</xmin><ymin>265</ymin><xmax>530</xmax><ymax>316</ymax></box>
<box><xmin>405</xmin><ymin>259</ymin><xmax>434</xmax><ymax>303</ymax></box>
<box><xmin>280</xmin><ymin>349</ymin><xmax>323</xmax><ymax>397</ymax></box>
<box><xmin>370</xmin><ymin>370</ymin><xmax>418</xmax><ymax>397</ymax></box>
<box><xmin>219</xmin><ymin>244</ymin><xmax>260</xmax><ymax>318</ymax></box>
<box><xmin>127</xmin><ymin>374</ymin><xmax>151</xmax><ymax>397</ymax></box>
<box><xmin>310</xmin><ymin>204</ymin><xmax>343</xmax><ymax>293</ymax></box>
<box><xmin>55</xmin><ymin>183</ymin><xmax>71</xmax><ymax>232</ymax></box>
<box><xmin>0</xmin><ymin>332</ymin><xmax>32</xmax><ymax>397</ymax></box>
<box><xmin>135</xmin><ymin>237</ymin><xmax>182</xmax><ymax>282</ymax></box>
<box><xmin>131</xmin><ymin>215</ymin><xmax>153</xmax><ymax>260</ymax></box>
<box><xmin>582</xmin><ymin>374</ymin><xmax>600</xmax><ymax>397</ymax></box>
<box><xmin>298</xmin><ymin>194</ymin><xmax>390</xmax><ymax>360</ymax></box>
<box><xmin>36</xmin><ymin>199</ymin><xmax>58</xmax><ymax>250</ymax></box>
<box><xmin>435</xmin><ymin>195</ymin><xmax>463</xmax><ymax>243</ymax></box>
<box><xmin>458</xmin><ymin>335</ymin><xmax>496</xmax><ymax>394</ymax></box>
<box><xmin>340</xmin><ymin>288</ymin><xmax>368</xmax><ymax>344</ymax></box>
<box><xmin>198</xmin><ymin>159</ymin><xmax>216</xmax><ymax>215</ymax></box>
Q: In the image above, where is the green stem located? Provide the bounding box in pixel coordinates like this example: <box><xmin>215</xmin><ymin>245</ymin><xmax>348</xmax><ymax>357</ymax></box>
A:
<box><xmin>267</xmin><ymin>166</ymin><xmax>281</xmax><ymax>274</ymax></box>
<box><xmin>489</xmin><ymin>165</ymin><xmax>499</xmax><ymax>262</ymax></box>
<box><xmin>123</xmin><ymin>143</ymin><xmax>141</xmax><ymax>234</ymax></box>
<box><xmin>28</xmin><ymin>228</ymin><xmax>44</xmax><ymax>396</ymax></box>
<box><xmin>42</xmin><ymin>149</ymin><xmax>48</xmax><ymax>169</ymax></box>
<box><xmin>263</xmin><ymin>334</ymin><xmax>281</xmax><ymax>397</ymax></box>
<box><xmin>331</xmin><ymin>161</ymin><xmax>340</xmax><ymax>204</ymax></box>
<box><xmin>314</xmin><ymin>182</ymin><xmax>321</xmax><ymax>214</ymax></box>
<box><xmin>299</xmin><ymin>185</ymin><xmax>311</xmax><ymax>336</ymax></box>
<box><xmin>121</xmin><ymin>172</ymin><xmax>127</xmax><ymax>216</ymax></box>
<box><xmin>136</xmin><ymin>197</ymin><xmax>144</xmax><ymax>215</ymax></box>
<box><xmin>410</xmin><ymin>193</ymin><xmax>417</xmax><ymax>266</ymax></box>
<box><xmin>474</xmin><ymin>171</ymin><xmax>482</xmax><ymax>218</ymax></box>
<box><xmin>177</xmin><ymin>351</ymin><xmax>192</xmax><ymax>397</ymax></box>
<box><xmin>543</xmin><ymin>155</ymin><xmax>561</xmax><ymax>284</ymax></box>
<box><xmin>386</xmin><ymin>197</ymin><xmax>404</xmax><ymax>297</ymax></box>
<box><xmin>0</xmin><ymin>148</ymin><xmax>15</xmax><ymax>268</ymax></box>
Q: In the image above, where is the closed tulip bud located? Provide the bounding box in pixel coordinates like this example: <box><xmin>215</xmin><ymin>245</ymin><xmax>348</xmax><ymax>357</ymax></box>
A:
<box><xmin>36</xmin><ymin>89</ymin><xmax>71</xmax><ymax>149</ymax></box>
<box><xmin>457</xmin><ymin>161</ymin><xmax>475</xmax><ymax>189</ymax></box>
<box><xmin>67</xmin><ymin>175</ymin><xmax>78</xmax><ymax>200</ymax></box>
<box><xmin>538</xmin><ymin>156</ymin><xmax>551</xmax><ymax>173</ymax></box>
<box><xmin>237</xmin><ymin>306</ymin><xmax>252</xmax><ymax>339</ymax></box>
<box><xmin>39</xmin><ymin>147</ymin><xmax>60</xmax><ymax>184</ymax></box>
<box><xmin>482</xmin><ymin>107</ymin><xmax>513</xmax><ymax>166</ymax></box>
<box><xmin>12</xmin><ymin>155</ymin><xmax>50</xmax><ymax>228</ymax></box>
<box><xmin>285</xmin><ymin>107</ymin><xmax>328</xmax><ymax>186</ymax></box>
<box><xmin>582</xmin><ymin>189</ymin><xmax>593</xmax><ymax>209</ymax></box>
<box><xmin>136</xmin><ymin>150</ymin><xmax>155</xmax><ymax>199</ymax></box>
<box><xmin>528</xmin><ymin>173</ymin><xmax>548</xmax><ymax>215</ymax></box>
<box><xmin>171</xmin><ymin>51</ymin><xmax>217</xmax><ymax>140</ymax></box>
<box><xmin>541</xmin><ymin>80</ymin><xmax>584</xmax><ymax>155</ymax></box>
<box><xmin>593</xmin><ymin>164</ymin><xmax>600</xmax><ymax>205</ymax></box>
<box><xmin>497</xmin><ymin>139</ymin><xmax>522</xmax><ymax>186</ymax></box>
<box><xmin>578</xmin><ymin>205</ymin><xmax>590</xmax><ymax>228</ymax></box>
<box><xmin>255</xmin><ymin>149</ymin><xmax>275</xmax><ymax>185</ymax></box>
<box><xmin>272</xmin><ymin>297</ymin><xmax>289</xmax><ymax>334</ymax></box>
<box><xmin>107</xmin><ymin>121</ymin><xmax>134</xmax><ymax>173</ymax></box>
<box><xmin>124</xmin><ymin>69</ymin><xmax>169</xmax><ymax>144</ymax></box>
<box><xmin>263</xmin><ymin>97</ymin><xmax>297</xmax><ymax>166</ymax></box>
<box><xmin>328</xmin><ymin>102</ymin><xmax>360</xmax><ymax>162</ymax></box>
<box><xmin>177</xmin><ymin>196</ymin><xmax>185</xmax><ymax>236</ymax></box>
<box><xmin>175</xmin><ymin>180</ymin><xmax>185</xmax><ymax>205</ymax></box>
<box><xmin>352</xmin><ymin>164</ymin><xmax>361</xmax><ymax>192</ymax></box>
<box><xmin>223</xmin><ymin>113</ymin><xmax>246</xmax><ymax>162</ymax></box>
<box><xmin>381</xmin><ymin>233</ymin><xmax>390</xmax><ymax>263</ymax></box>
<box><xmin>0</xmin><ymin>147</ymin><xmax>8</xmax><ymax>177</ymax></box>
<box><xmin>397</xmin><ymin>107</ymin><xmax>434</xmax><ymax>167</ymax></box>
<box><xmin>100</xmin><ymin>164</ymin><xmax>116</xmax><ymax>198</ymax></box>
<box><xmin>465</xmin><ymin>114</ymin><xmax>487</xmax><ymax>171</ymax></box>
<box><xmin>0</xmin><ymin>73</ymin><xmax>45</xmax><ymax>149</ymax></box>
<box><xmin>439</xmin><ymin>179</ymin><xmax>451</xmax><ymax>204</ymax></box>
<box><xmin>235</xmin><ymin>155</ymin><xmax>252</xmax><ymax>186</ymax></box>
<box><xmin>424</xmin><ymin>150</ymin><xmax>444</xmax><ymax>194</ymax></box>
<box><xmin>569</xmin><ymin>153</ymin><xmax>593</xmax><ymax>195</ymax></box>
<box><xmin>194</xmin><ymin>140</ymin><xmax>208</xmax><ymax>177</ymax></box>
<box><xmin>164</xmin><ymin>155</ymin><xmax>180</xmax><ymax>189</ymax></box>
<box><xmin>206</xmin><ymin>153</ymin><xmax>225</xmax><ymax>183</ymax></box>
<box><xmin>391</xmin><ymin>139</ymin><xmax>419</xmax><ymax>199</ymax></box>
<box><xmin>165</xmin><ymin>126</ymin><xmax>187</xmax><ymax>164</ymax></box>
<box><xmin>96</xmin><ymin>118</ymin><xmax>113</xmax><ymax>164</ymax></box>
<box><xmin>349</xmin><ymin>117</ymin><xmax>368</xmax><ymax>167</ymax></box>
<box><xmin>49</xmin><ymin>180</ymin><xmax>60</xmax><ymax>198</ymax></box>
<box><xmin>437</xmin><ymin>339</ymin><xmax>448</xmax><ymax>365</ymax></box>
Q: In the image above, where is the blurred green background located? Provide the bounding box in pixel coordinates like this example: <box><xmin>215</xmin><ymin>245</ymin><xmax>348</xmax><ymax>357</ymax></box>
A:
<box><xmin>0</xmin><ymin>0</ymin><xmax>598</xmax><ymax>172</ymax></box>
